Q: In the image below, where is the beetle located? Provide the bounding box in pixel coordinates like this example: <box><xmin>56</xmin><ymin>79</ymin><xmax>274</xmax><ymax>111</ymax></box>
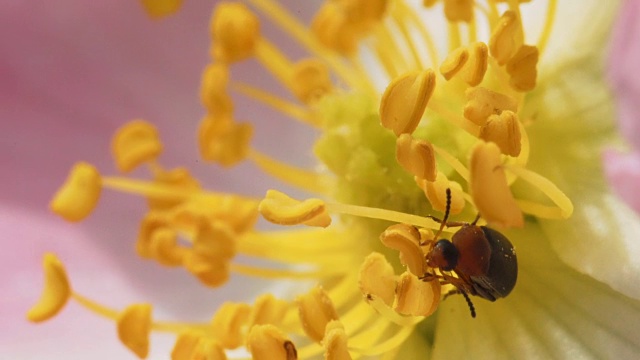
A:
<box><xmin>421</xmin><ymin>189</ymin><xmax>518</xmax><ymax>318</ymax></box>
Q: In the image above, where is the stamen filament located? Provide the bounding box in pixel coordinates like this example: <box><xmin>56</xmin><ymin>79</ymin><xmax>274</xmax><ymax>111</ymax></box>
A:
<box><xmin>248</xmin><ymin>149</ymin><xmax>327</xmax><ymax>194</ymax></box>
<box><xmin>325</xmin><ymin>202</ymin><xmax>448</xmax><ymax>231</ymax></box>
<box><xmin>102</xmin><ymin>176</ymin><xmax>191</xmax><ymax>201</ymax></box>
<box><xmin>391</xmin><ymin>11</ymin><xmax>424</xmax><ymax>70</ymax></box>
<box><xmin>432</xmin><ymin>144</ymin><xmax>471</xmax><ymax>181</ymax></box>
<box><xmin>397</xmin><ymin>0</ymin><xmax>439</xmax><ymax>67</ymax></box>
<box><xmin>254</xmin><ymin>38</ymin><xmax>294</xmax><ymax>87</ymax></box>
<box><xmin>364</xmin><ymin>295</ymin><xmax>423</xmax><ymax>327</ymax></box>
<box><xmin>351</xmin><ymin>323</ymin><xmax>414</xmax><ymax>356</ymax></box>
<box><xmin>505</xmin><ymin>165</ymin><xmax>573</xmax><ymax>218</ymax></box>
<box><xmin>448</xmin><ymin>22</ymin><xmax>462</xmax><ymax>52</ymax></box>
<box><xmin>232</xmin><ymin>82</ymin><xmax>318</xmax><ymax>127</ymax></box>
<box><xmin>230</xmin><ymin>263</ymin><xmax>344</xmax><ymax>279</ymax></box>
<box><xmin>537</xmin><ymin>0</ymin><xmax>558</xmax><ymax>55</ymax></box>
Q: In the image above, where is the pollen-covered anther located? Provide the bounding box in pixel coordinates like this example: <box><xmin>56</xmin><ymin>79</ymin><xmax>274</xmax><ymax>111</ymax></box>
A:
<box><xmin>111</xmin><ymin>120</ymin><xmax>163</xmax><ymax>173</ymax></box>
<box><xmin>146</xmin><ymin>167</ymin><xmax>201</xmax><ymax>211</ymax></box>
<box><xmin>50</xmin><ymin>162</ymin><xmax>102</xmax><ymax>222</ymax></box>
<box><xmin>479</xmin><ymin>110</ymin><xmax>522</xmax><ymax>157</ymax></box>
<box><xmin>249</xmin><ymin>293</ymin><xmax>290</xmax><ymax>327</ymax></box>
<box><xmin>117</xmin><ymin>303</ymin><xmax>152</xmax><ymax>359</ymax></box>
<box><xmin>171</xmin><ymin>331</ymin><xmax>202</xmax><ymax>360</ymax></box>
<box><xmin>184</xmin><ymin>252</ymin><xmax>231</xmax><ymax>287</ymax></box>
<box><xmin>396</xmin><ymin>134</ymin><xmax>438</xmax><ymax>182</ymax></box>
<box><xmin>198</xmin><ymin>116</ymin><xmax>253</xmax><ymax>167</ymax></box>
<box><xmin>192</xmin><ymin>220</ymin><xmax>237</xmax><ymax>260</ymax></box>
<box><xmin>417</xmin><ymin>172</ymin><xmax>465</xmax><ymax>215</ymax></box>
<box><xmin>380</xmin><ymin>70</ymin><xmax>436</xmax><ymax>136</ymax></box>
<box><xmin>461</xmin><ymin>42</ymin><xmax>488</xmax><ymax>87</ymax></box>
<box><xmin>210</xmin><ymin>2</ymin><xmax>260</xmax><ymax>63</ymax></box>
<box><xmin>191</xmin><ymin>338</ymin><xmax>227</xmax><ymax>360</ymax></box>
<box><xmin>170</xmin><ymin>194</ymin><xmax>258</xmax><ymax>235</ymax></box>
<box><xmin>469</xmin><ymin>141</ymin><xmax>524</xmax><ymax>227</ymax></box>
<box><xmin>211</xmin><ymin>302</ymin><xmax>251</xmax><ymax>349</ymax></box>
<box><xmin>296</xmin><ymin>285</ymin><xmax>339</xmax><ymax>343</ymax></box>
<box><xmin>439</xmin><ymin>46</ymin><xmax>468</xmax><ymax>80</ymax></box>
<box><xmin>463</xmin><ymin>87</ymin><xmax>518</xmax><ymax>126</ymax></box>
<box><xmin>246</xmin><ymin>325</ymin><xmax>298</xmax><ymax>360</ymax></box>
<box><xmin>489</xmin><ymin>10</ymin><xmax>524</xmax><ymax>65</ymax></box>
<box><xmin>506</xmin><ymin>45</ymin><xmax>539</xmax><ymax>92</ymax></box>
<box><xmin>259</xmin><ymin>190</ymin><xmax>332</xmax><ymax>227</ymax></box>
<box><xmin>358</xmin><ymin>252</ymin><xmax>397</xmax><ymax>306</ymax></box>
<box><xmin>443</xmin><ymin>0</ymin><xmax>474</xmax><ymax>23</ymax></box>
<box><xmin>380</xmin><ymin>224</ymin><xmax>427</xmax><ymax>277</ymax></box>
<box><xmin>323</xmin><ymin>320</ymin><xmax>352</xmax><ymax>360</ymax></box>
<box><xmin>27</xmin><ymin>253</ymin><xmax>71</xmax><ymax>322</ymax></box>
<box><xmin>311</xmin><ymin>1</ymin><xmax>363</xmax><ymax>55</ymax></box>
<box><xmin>290</xmin><ymin>58</ymin><xmax>333</xmax><ymax>105</ymax></box>
<box><xmin>136</xmin><ymin>213</ymin><xmax>186</xmax><ymax>266</ymax></box>
<box><xmin>140</xmin><ymin>0</ymin><xmax>182</xmax><ymax>18</ymax></box>
<box><xmin>393</xmin><ymin>271</ymin><xmax>441</xmax><ymax>317</ymax></box>
<box><xmin>342</xmin><ymin>0</ymin><xmax>388</xmax><ymax>24</ymax></box>
<box><xmin>200</xmin><ymin>62</ymin><xmax>233</xmax><ymax>117</ymax></box>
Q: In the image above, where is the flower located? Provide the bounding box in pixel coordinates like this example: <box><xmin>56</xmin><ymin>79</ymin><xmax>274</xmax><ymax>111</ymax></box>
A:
<box><xmin>24</xmin><ymin>0</ymin><xmax>640</xmax><ymax>359</ymax></box>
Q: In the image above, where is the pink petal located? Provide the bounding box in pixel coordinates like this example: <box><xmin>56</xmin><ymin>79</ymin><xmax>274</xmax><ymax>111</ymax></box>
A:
<box><xmin>603</xmin><ymin>149</ymin><xmax>640</xmax><ymax>214</ymax></box>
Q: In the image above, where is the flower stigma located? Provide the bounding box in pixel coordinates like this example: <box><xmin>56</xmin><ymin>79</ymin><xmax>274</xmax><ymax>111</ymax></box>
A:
<box><xmin>33</xmin><ymin>0</ymin><xmax>618</xmax><ymax>358</ymax></box>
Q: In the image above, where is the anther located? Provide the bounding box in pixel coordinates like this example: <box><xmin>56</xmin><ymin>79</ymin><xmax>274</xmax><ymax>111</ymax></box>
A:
<box><xmin>210</xmin><ymin>2</ymin><xmax>260</xmax><ymax>63</ymax></box>
<box><xmin>394</xmin><ymin>271</ymin><xmax>441</xmax><ymax>316</ymax></box>
<box><xmin>380</xmin><ymin>224</ymin><xmax>427</xmax><ymax>277</ymax></box>
<box><xmin>246</xmin><ymin>325</ymin><xmax>297</xmax><ymax>360</ymax></box>
<box><xmin>295</xmin><ymin>285</ymin><xmax>339</xmax><ymax>343</ymax></box>
<box><xmin>211</xmin><ymin>301</ymin><xmax>251</xmax><ymax>349</ymax></box>
<box><xmin>489</xmin><ymin>11</ymin><xmax>524</xmax><ymax>65</ymax></box>
<box><xmin>463</xmin><ymin>87</ymin><xmax>518</xmax><ymax>126</ymax></box>
<box><xmin>443</xmin><ymin>0</ymin><xmax>474</xmax><ymax>23</ymax></box>
<box><xmin>140</xmin><ymin>0</ymin><xmax>182</xmax><ymax>18</ymax></box>
<box><xmin>200</xmin><ymin>62</ymin><xmax>234</xmax><ymax>117</ymax></box>
<box><xmin>380</xmin><ymin>70</ymin><xmax>436</xmax><ymax>136</ymax></box>
<box><xmin>358</xmin><ymin>252</ymin><xmax>397</xmax><ymax>306</ymax></box>
<box><xmin>506</xmin><ymin>45</ymin><xmax>539</xmax><ymax>92</ymax></box>
<box><xmin>27</xmin><ymin>253</ymin><xmax>71</xmax><ymax>322</ymax></box>
<box><xmin>258</xmin><ymin>190</ymin><xmax>332</xmax><ymax>227</ymax></box>
<box><xmin>111</xmin><ymin>120</ymin><xmax>163</xmax><ymax>173</ymax></box>
<box><xmin>198</xmin><ymin>116</ymin><xmax>254</xmax><ymax>167</ymax></box>
<box><xmin>117</xmin><ymin>303</ymin><xmax>153</xmax><ymax>359</ymax></box>
<box><xmin>50</xmin><ymin>162</ymin><xmax>102</xmax><ymax>222</ymax></box>
<box><xmin>479</xmin><ymin>110</ymin><xmax>522</xmax><ymax>157</ymax></box>
<box><xmin>289</xmin><ymin>58</ymin><xmax>333</xmax><ymax>104</ymax></box>
<box><xmin>395</xmin><ymin>134</ymin><xmax>438</xmax><ymax>181</ymax></box>
<box><xmin>461</xmin><ymin>42</ymin><xmax>488</xmax><ymax>87</ymax></box>
<box><xmin>323</xmin><ymin>320</ymin><xmax>352</xmax><ymax>360</ymax></box>
<box><xmin>440</xmin><ymin>46</ymin><xmax>469</xmax><ymax>80</ymax></box>
<box><xmin>417</xmin><ymin>172</ymin><xmax>465</xmax><ymax>215</ymax></box>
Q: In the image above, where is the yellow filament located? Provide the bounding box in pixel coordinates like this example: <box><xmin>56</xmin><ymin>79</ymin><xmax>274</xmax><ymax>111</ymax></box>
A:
<box><xmin>467</xmin><ymin>9</ymin><xmax>477</xmax><ymax>43</ymax></box>
<box><xmin>537</xmin><ymin>0</ymin><xmax>558</xmax><ymax>55</ymax></box>
<box><xmin>254</xmin><ymin>38</ymin><xmax>294</xmax><ymax>87</ymax></box>
<box><xmin>428</xmin><ymin>99</ymin><xmax>480</xmax><ymax>137</ymax></box>
<box><xmin>373</xmin><ymin>27</ymin><xmax>403</xmax><ymax>79</ymax></box>
<box><xmin>391</xmin><ymin>11</ymin><xmax>424</xmax><ymax>70</ymax></box>
<box><xmin>364</xmin><ymin>296</ymin><xmax>423</xmax><ymax>327</ymax></box>
<box><xmin>348</xmin><ymin>319</ymin><xmax>393</xmax><ymax>350</ymax></box>
<box><xmin>351</xmin><ymin>324</ymin><xmax>414</xmax><ymax>356</ymax></box>
<box><xmin>431</xmin><ymin>144</ymin><xmax>470</xmax><ymax>181</ymax></box>
<box><xmin>247</xmin><ymin>149</ymin><xmax>327</xmax><ymax>194</ymax></box>
<box><xmin>102</xmin><ymin>176</ymin><xmax>191</xmax><ymax>201</ymax></box>
<box><xmin>397</xmin><ymin>0</ymin><xmax>439</xmax><ymax>67</ymax></box>
<box><xmin>231</xmin><ymin>82</ymin><xmax>317</xmax><ymax>127</ymax></box>
<box><xmin>448</xmin><ymin>22</ymin><xmax>462</xmax><ymax>52</ymax></box>
<box><xmin>246</xmin><ymin>0</ymin><xmax>366</xmax><ymax>91</ymax></box>
<box><xmin>70</xmin><ymin>293</ymin><xmax>210</xmax><ymax>334</ymax></box>
<box><xmin>324</xmin><ymin>202</ymin><xmax>449</xmax><ymax>231</ymax></box>
<box><xmin>505</xmin><ymin>165</ymin><xmax>573</xmax><ymax>218</ymax></box>
<box><xmin>230</xmin><ymin>263</ymin><xmax>343</xmax><ymax>279</ymax></box>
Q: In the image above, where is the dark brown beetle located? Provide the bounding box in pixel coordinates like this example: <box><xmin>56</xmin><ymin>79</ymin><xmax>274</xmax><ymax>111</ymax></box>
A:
<box><xmin>422</xmin><ymin>189</ymin><xmax>517</xmax><ymax>318</ymax></box>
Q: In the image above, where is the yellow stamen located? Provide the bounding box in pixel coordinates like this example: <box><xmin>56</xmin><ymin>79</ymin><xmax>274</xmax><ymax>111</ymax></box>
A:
<box><xmin>479</xmin><ymin>110</ymin><xmax>522</xmax><ymax>157</ymax></box>
<box><xmin>417</xmin><ymin>172</ymin><xmax>466</xmax><ymax>215</ymax></box>
<box><xmin>184</xmin><ymin>252</ymin><xmax>230</xmax><ymax>287</ymax></box>
<box><xmin>246</xmin><ymin>325</ymin><xmax>298</xmax><ymax>360</ymax></box>
<box><xmin>443</xmin><ymin>0</ymin><xmax>474</xmax><ymax>23</ymax></box>
<box><xmin>395</xmin><ymin>134</ymin><xmax>438</xmax><ymax>182</ymax></box>
<box><xmin>463</xmin><ymin>86</ymin><xmax>518</xmax><ymax>126</ymax></box>
<box><xmin>290</xmin><ymin>58</ymin><xmax>334</xmax><ymax>105</ymax></box>
<box><xmin>380</xmin><ymin>70</ymin><xmax>436</xmax><ymax>136</ymax></box>
<box><xmin>460</xmin><ymin>41</ymin><xmax>488</xmax><ymax>86</ymax></box>
<box><xmin>27</xmin><ymin>253</ymin><xmax>71</xmax><ymax>322</ymax></box>
<box><xmin>146</xmin><ymin>167</ymin><xmax>201</xmax><ymax>211</ymax></box>
<box><xmin>296</xmin><ymin>285</ymin><xmax>339</xmax><ymax>342</ymax></box>
<box><xmin>537</xmin><ymin>0</ymin><xmax>557</xmax><ymax>55</ymax></box>
<box><xmin>440</xmin><ymin>46</ymin><xmax>469</xmax><ymax>81</ymax></box>
<box><xmin>379</xmin><ymin>224</ymin><xmax>427</xmax><ymax>277</ymax></box>
<box><xmin>489</xmin><ymin>10</ymin><xmax>523</xmax><ymax>66</ymax></box>
<box><xmin>111</xmin><ymin>120</ymin><xmax>163</xmax><ymax>173</ymax></box>
<box><xmin>50</xmin><ymin>162</ymin><xmax>102</xmax><ymax>222</ymax></box>
<box><xmin>200</xmin><ymin>62</ymin><xmax>233</xmax><ymax>117</ymax></box>
<box><xmin>431</xmin><ymin>144</ymin><xmax>471</xmax><ymax>181</ymax></box>
<box><xmin>469</xmin><ymin>141</ymin><xmax>523</xmax><ymax>227</ymax></box>
<box><xmin>394</xmin><ymin>272</ymin><xmax>441</xmax><ymax>317</ymax></box>
<box><xmin>210</xmin><ymin>2</ymin><xmax>260</xmax><ymax>63</ymax></box>
<box><xmin>323</xmin><ymin>320</ymin><xmax>353</xmax><ymax>360</ymax></box>
<box><xmin>506</xmin><ymin>44</ymin><xmax>539</xmax><ymax>92</ymax></box>
<box><xmin>248</xmin><ymin>294</ymin><xmax>291</xmax><ymax>327</ymax></box>
<box><xmin>362</xmin><ymin>295</ymin><xmax>423</xmax><ymax>327</ymax></box>
<box><xmin>247</xmin><ymin>149</ymin><xmax>327</xmax><ymax>193</ymax></box>
<box><xmin>358</xmin><ymin>252</ymin><xmax>398</xmax><ymax>307</ymax></box>
<box><xmin>171</xmin><ymin>331</ymin><xmax>201</xmax><ymax>360</ymax></box>
<box><xmin>325</xmin><ymin>202</ymin><xmax>446</xmax><ymax>231</ymax></box>
<box><xmin>210</xmin><ymin>302</ymin><xmax>251</xmax><ymax>349</ymax></box>
<box><xmin>190</xmin><ymin>337</ymin><xmax>227</xmax><ymax>360</ymax></box>
<box><xmin>198</xmin><ymin>116</ymin><xmax>254</xmax><ymax>167</ymax></box>
<box><xmin>506</xmin><ymin>164</ymin><xmax>574</xmax><ymax>219</ymax></box>
<box><xmin>140</xmin><ymin>0</ymin><xmax>182</xmax><ymax>18</ymax></box>
<box><xmin>254</xmin><ymin>37</ymin><xmax>295</xmax><ymax>87</ymax></box>
<box><xmin>259</xmin><ymin>190</ymin><xmax>332</xmax><ymax>227</ymax></box>
<box><xmin>117</xmin><ymin>303</ymin><xmax>152</xmax><ymax>359</ymax></box>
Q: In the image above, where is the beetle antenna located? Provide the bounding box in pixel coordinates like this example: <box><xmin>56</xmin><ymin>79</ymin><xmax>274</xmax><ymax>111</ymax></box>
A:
<box><xmin>471</xmin><ymin>213</ymin><xmax>481</xmax><ymax>226</ymax></box>
<box><xmin>461</xmin><ymin>291</ymin><xmax>476</xmax><ymax>318</ymax></box>
<box><xmin>433</xmin><ymin>188</ymin><xmax>452</xmax><ymax>240</ymax></box>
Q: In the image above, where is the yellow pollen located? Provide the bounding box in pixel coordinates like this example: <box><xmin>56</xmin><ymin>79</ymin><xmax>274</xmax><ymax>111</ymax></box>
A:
<box><xmin>460</xmin><ymin>41</ymin><xmax>488</xmax><ymax>86</ymax></box>
<box><xmin>469</xmin><ymin>141</ymin><xmax>524</xmax><ymax>227</ymax></box>
<box><xmin>479</xmin><ymin>110</ymin><xmax>522</xmax><ymax>157</ymax></box>
<box><xmin>198</xmin><ymin>116</ymin><xmax>253</xmax><ymax>167</ymax></box>
<box><xmin>190</xmin><ymin>337</ymin><xmax>227</xmax><ymax>360</ymax></box>
<box><xmin>117</xmin><ymin>303</ymin><xmax>153</xmax><ymax>359</ymax></box>
<box><xmin>259</xmin><ymin>189</ymin><xmax>332</xmax><ymax>227</ymax></box>
<box><xmin>246</xmin><ymin>324</ymin><xmax>298</xmax><ymax>360</ymax></box>
<box><xmin>323</xmin><ymin>320</ymin><xmax>353</xmax><ymax>360</ymax></box>
<box><xmin>464</xmin><ymin>86</ymin><xmax>518</xmax><ymax>126</ymax></box>
<box><xmin>210</xmin><ymin>2</ymin><xmax>260</xmax><ymax>63</ymax></box>
<box><xmin>358</xmin><ymin>252</ymin><xmax>397</xmax><ymax>307</ymax></box>
<box><xmin>111</xmin><ymin>120</ymin><xmax>163</xmax><ymax>173</ymax></box>
<box><xmin>146</xmin><ymin>167</ymin><xmax>201</xmax><ymax>211</ymax></box>
<box><xmin>210</xmin><ymin>301</ymin><xmax>251</xmax><ymax>349</ymax></box>
<box><xmin>295</xmin><ymin>285</ymin><xmax>339</xmax><ymax>343</ymax></box>
<box><xmin>489</xmin><ymin>10</ymin><xmax>524</xmax><ymax>66</ymax></box>
<box><xmin>183</xmin><ymin>252</ymin><xmax>231</xmax><ymax>288</ymax></box>
<box><xmin>443</xmin><ymin>0</ymin><xmax>474</xmax><ymax>23</ymax></box>
<box><xmin>248</xmin><ymin>293</ymin><xmax>290</xmax><ymax>327</ymax></box>
<box><xmin>394</xmin><ymin>271</ymin><xmax>441</xmax><ymax>317</ymax></box>
<box><xmin>200</xmin><ymin>62</ymin><xmax>233</xmax><ymax>117</ymax></box>
<box><xmin>380</xmin><ymin>224</ymin><xmax>427</xmax><ymax>277</ymax></box>
<box><xmin>395</xmin><ymin>134</ymin><xmax>438</xmax><ymax>182</ymax></box>
<box><xmin>380</xmin><ymin>69</ymin><xmax>436</xmax><ymax>136</ymax></box>
<box><xmin>439</xmin><ymin>46</ymin><xmax>469</xmax><ymax>80</ymax></box>
<box><xmin>140</xmin><ymin>0</ymin><xmax>182</xmax><ymax>18</ymax></box>
<box><xmin>27</xmin><ymin>253</ymin><xmax>71</xmax><ymax>323</ymax></box>
<box><xmin>506</xmin><ymin>44</ymin><xmax>539</xmax><ymax>91</ymax></box>
<box><xmin>171</xmin><ymin>331</ymin><xmax>202</xmax><ymax>360</ymax></box>
<box><xmin>417</xmin><ymin>172</ymin><xmax>466</xmax><ymax>215</ymax></box>
<box><xmin>50</xmin><ymin>162</ymin><xmax>102</xmax><ymax>222</ymax></box>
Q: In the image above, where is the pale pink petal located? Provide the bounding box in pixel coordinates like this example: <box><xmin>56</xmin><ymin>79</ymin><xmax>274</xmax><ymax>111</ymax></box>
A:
<box><xmin>603</xmin><ymin>149</ymin><xmax>640</xmax><ymax>214</ymax></box>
